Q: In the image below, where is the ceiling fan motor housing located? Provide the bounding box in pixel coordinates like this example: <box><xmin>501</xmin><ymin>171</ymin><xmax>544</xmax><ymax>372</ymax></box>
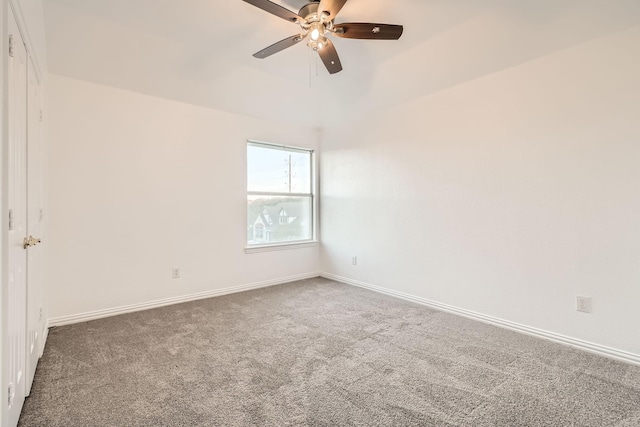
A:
<box><xmin>298</xmin><ymin>1</ymin><xmax>320</xmax><ymax>19</ymax></box>
<box><xmin>299</xmin><ymin>3</ymin><xmax>320</xmax><ymax>22</ymax></box>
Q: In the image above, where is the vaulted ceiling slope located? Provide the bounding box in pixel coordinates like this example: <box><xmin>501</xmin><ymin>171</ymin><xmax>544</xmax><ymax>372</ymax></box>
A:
<box><xmin>44</xmin><ymin>0</ymin><xmax>640</xmax><ymax>127</ymax></box>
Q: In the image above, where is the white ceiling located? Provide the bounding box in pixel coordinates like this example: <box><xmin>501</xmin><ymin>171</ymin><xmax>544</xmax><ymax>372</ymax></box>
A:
<box><xmin>43</xmin><ymin>0</ymin><xmax>640</xmax><ymax>127</ymax></box>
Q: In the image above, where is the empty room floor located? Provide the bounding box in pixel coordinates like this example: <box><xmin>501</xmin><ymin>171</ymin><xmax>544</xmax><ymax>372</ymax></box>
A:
<box><xmin>19</xmin><ymin>278</ymin><xmax>640</xmax><ymax>426</ymax></box>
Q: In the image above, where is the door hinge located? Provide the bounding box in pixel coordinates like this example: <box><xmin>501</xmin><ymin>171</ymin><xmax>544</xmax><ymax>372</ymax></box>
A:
<box><xmin>39</xmin><ymin>308</ymin><xmax>43</xmax><ymax>321</ymax></box>
<box><xmin>9</xmin><ymin>35</ymin><xmax>15</xmax><ymax>58</ymax></box>
<box><xmin>8</xmin><ymin>383</ymin><xmax>14</xmax><ymax>406</ymax></box>
<box><xmin>8</xmin><ymin>209</ymin><xmax>14</xmax><ymax>230</ymax></box>
<box><xmin>40</xmin><ymin>109</ymin><xmax>43</xmax><ymax>122</ymax></box>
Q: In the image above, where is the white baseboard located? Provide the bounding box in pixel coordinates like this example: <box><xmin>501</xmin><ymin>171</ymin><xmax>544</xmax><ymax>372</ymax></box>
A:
<box><xmin>48</xmin><ymin>272</ymin><xmax>320</xmax><ymax>327</ymax></box>
<box><xmin>322</xmin><ymin>272</ymin><xmax>640</xmax><ymax>366</ymax></box>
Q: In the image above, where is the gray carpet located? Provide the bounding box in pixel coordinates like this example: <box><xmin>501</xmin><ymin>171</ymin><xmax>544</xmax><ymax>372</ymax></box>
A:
<box><xmin>19</xmin><ymin>277</ymin><xmax>640</xmax><ymax>426</ymax></box>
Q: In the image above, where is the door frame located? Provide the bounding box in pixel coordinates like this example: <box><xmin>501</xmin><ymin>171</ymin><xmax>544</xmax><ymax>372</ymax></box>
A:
<box><xmin>2</xmin><ymin>0</ymin><xmax>47</xmax><ymax>424</ymax></box>
<box><xmin>2</xmin><ymin>0</ymin><xmax>11</xmax><ymax>424</ymax></box>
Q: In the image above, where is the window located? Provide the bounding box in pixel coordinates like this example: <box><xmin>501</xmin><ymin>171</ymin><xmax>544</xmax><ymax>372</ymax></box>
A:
<box><xmin>247</xmin><ymin>141</ymin><xmax>314</xmax><ymax>247</ymax></box>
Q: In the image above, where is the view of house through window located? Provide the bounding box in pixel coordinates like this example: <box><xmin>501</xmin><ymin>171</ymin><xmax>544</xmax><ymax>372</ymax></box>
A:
<box><xmin>247</xmin><ymin>141</ymin><xmax>314</xmax><ymax>246</ymax></box>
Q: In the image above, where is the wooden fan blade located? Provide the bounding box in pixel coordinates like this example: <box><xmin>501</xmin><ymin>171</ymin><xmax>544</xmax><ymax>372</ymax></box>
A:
<box><xmin>242</xmin><ymin>0</ymin><xmax>302</xmax><ymax>23</ymax></box>
<box><xmin>318</xmin><ymin>39</ymin><xmax>343</xmax><ymax>74</ymax></box>
<box><xmin>318</xmin><ymin>0</ymin><xmax>348</xmax><ymax>20</ymax></box>
<box><xmin>253</xmin><ymin>34</ymin><xmax>306</xmax><ymax>59</ymax></box>
<box><xmin>333</xmin><ymin>23</ymin><xmax>403</xmax><ymax>40</ymax></box>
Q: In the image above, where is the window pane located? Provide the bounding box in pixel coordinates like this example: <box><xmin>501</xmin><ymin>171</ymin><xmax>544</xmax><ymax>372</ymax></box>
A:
<box><xmin>247</xmin><ymin>145</ymin><xmax>311</xmax><ymax>194</ymax></box>
<box><xmin>247</xmin><ymin>196</ymin><xmax>312</xmax><ymax>245</ymax></box>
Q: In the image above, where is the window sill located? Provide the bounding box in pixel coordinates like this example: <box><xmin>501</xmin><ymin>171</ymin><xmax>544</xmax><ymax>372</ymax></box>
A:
<box><xmin>245</xmin><ymin>241</ymin><xmax>318</xmax><ymax>254</ymax></box>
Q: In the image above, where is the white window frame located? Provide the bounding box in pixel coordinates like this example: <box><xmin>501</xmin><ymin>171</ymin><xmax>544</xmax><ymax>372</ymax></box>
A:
<box><xmin>245</xmin><ymin>140</ymin><xmax>317</xmax><ymax>253</ymax></box>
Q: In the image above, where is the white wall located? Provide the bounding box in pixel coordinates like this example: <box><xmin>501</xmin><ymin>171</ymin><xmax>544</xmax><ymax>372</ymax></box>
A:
<box><xmin>47</xmin><ymin>75</ymin><xmax>320</xmax><ymax>320</ymax></box>
<box><xmin>321</xmin><ymin>26</ymin><xmax>640</xmax><ymax>356</ymax></box>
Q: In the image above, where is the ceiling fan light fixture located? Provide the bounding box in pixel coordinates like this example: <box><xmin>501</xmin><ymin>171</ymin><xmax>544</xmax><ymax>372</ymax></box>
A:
<box><xmin>309</xmin><ymin>22</ymin><xmax>324</xmax><ymax>41</ymax></box>
<box><xmin>317</xmin><ymin>36</ymin><xmax>328</xmax><ymax>50</ymax></box>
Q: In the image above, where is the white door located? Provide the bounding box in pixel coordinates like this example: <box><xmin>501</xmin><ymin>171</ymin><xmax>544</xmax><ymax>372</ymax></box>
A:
<box><xmin>26</xmin><ymin>55</ymin><xmax>44</xmax><ymax>396</ymax></box>
<box><xmin>7</xmin><ymin>10</ymin><xmax>28</xmax><ymax>427</ymax></box>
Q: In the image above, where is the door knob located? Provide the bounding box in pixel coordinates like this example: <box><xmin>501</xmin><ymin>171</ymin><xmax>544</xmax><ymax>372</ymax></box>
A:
<box><xmin>23</xmin><ymin>236</ymin><xmax>41</xmax><ymax>249</ymax></box>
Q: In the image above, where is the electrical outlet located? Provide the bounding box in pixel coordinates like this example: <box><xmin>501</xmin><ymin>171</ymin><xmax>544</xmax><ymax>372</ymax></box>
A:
<box><xmin>352</xmin><ymin>256</ymin><xmax>357</xmax><ymax>266</ymax></box>
<box><xmin>576</xmin><ymin>296</ymin><xmax>592</xmax><ymax>313</ymax></box>
<box><xmin>172</xmin><ymin>268</ymin><xmax>181</xmax><ymax>279</ymax></box>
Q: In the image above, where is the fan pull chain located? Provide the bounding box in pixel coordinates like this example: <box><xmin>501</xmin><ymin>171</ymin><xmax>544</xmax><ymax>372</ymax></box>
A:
<box><xmin>308</xmin><ymin>48</ymin><xmax>312</xmax><ymax>88</ymax></box>
<box><xmin>308</xmin><ymin>48</ymin><xmax>321</xmax><ymax>89</ymax></box>
<box><xmin>308</xmin><ymin>48</ymin><xmax>314</xmax><ymax>89</ymax></box>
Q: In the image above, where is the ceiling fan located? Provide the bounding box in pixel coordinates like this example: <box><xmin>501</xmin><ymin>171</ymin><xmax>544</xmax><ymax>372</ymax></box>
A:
<box><xmin>242</xmin><ymin>0</ymin><xmax>404</xmax><ymax>74</ymax></box>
